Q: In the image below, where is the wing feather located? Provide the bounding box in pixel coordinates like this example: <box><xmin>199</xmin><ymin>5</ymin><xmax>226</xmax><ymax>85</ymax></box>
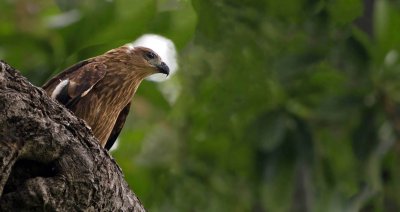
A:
<box><xmin>42</xmin><ymin>60</ymin><xmax>107</xmax><ymax>109</ymax></box>
<box><xmin>42</xmin><ymin>60</ymin><xmax>90</xmax><ymax>91</ymax></box>
<box><xmin>104</xmin><ymin>102</ymin><xmax>131</xmax><ymax>150</ymax></box>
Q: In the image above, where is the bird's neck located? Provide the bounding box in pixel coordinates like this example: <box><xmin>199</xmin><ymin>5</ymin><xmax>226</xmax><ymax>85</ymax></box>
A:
<box><xmin>92</xmin><ymin>55</ymin><xmax>149</xmax><ymax>107</ymax></box>
<box><xmin>100</xmin><ymin>69</ymin><xmax>144</xmax><ymax>107</ymax></box>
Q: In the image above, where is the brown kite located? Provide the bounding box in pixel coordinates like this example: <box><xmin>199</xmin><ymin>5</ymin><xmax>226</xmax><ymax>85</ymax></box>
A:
<box><xmin>43</xmin><ymin>44</ymin><xmax>169</xmax><ymax>150</ymax></box>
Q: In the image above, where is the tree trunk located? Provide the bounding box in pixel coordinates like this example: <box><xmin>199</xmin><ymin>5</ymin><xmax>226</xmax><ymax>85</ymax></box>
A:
<box><xmin>0</xmin><ymin>61</ymin><xmax>145</xmax><ymax>211</ymax></box>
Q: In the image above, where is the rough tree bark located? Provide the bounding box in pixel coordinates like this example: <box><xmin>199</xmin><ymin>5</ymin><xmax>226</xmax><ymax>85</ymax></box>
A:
<box><xmin>0</xmin><ymin>61</ymin><xmax>145</xmax><ymax>211</ymax></box>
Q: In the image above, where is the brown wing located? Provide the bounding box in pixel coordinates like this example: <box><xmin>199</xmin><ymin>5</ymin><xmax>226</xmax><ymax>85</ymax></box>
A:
<box><xmin>42</xmin><ymin>59</ymin><xmax>90</xmax><ymax>92</ymax></box>
<box><xmin>104</xmin><ymin>102</ymin><xmax>131</xmax><ymax>150</ymax></box>
<box><xmin>42</xmin><ymin>60</ymin><xmax>107</xmax><ymax>109</ymax></box>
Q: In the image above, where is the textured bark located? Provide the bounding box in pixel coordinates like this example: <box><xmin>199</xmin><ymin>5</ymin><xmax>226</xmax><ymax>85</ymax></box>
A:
<box><xmin>0</xmin><ymin>61</ymin><xmax>145</xmax><ymax>211</ymax></box>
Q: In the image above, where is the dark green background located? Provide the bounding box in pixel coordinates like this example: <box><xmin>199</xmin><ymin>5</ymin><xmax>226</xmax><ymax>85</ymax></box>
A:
<box><xmin>1</xmin><ymin>0</ymin><xmax>400</xmax><ymax>211</ymax></box>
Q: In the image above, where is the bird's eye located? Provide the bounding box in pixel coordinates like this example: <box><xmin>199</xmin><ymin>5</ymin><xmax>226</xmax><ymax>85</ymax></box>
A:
<box><xmin>146</xmin><ymin>52</ymin><xmax>156</xmax><ymax>60</ymax></box>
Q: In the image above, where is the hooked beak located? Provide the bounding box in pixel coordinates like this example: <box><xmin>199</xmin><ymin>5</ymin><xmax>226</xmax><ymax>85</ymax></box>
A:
<box><xmin>156</xmin><ymin>62</ymin><xmax>170</xmax><ymax>76</ymax></box>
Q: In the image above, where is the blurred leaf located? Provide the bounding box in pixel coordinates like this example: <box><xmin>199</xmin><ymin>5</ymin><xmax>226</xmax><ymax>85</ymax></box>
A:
<box><xmin>328</xmin><ymin>0</ymin><xmax>363</xmax><ymax>25</ymax></box>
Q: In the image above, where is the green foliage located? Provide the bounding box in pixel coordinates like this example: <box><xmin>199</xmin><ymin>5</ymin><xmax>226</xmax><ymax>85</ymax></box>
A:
<box><xmin>2</xmin><ymin>0</ymin><xmax>400</xmax><ymax>211</ymax></box>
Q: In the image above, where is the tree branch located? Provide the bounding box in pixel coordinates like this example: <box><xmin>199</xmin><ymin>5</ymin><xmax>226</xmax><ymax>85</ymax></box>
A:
<box><xmin>0</xmin><ymin>61</ymin><xmax>145</xmax><ymax>211</ymax></box>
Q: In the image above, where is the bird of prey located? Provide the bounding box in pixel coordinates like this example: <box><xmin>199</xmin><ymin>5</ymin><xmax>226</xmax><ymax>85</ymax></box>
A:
<box><xmin>42</xmin><ymin>44</ymin><xmax>169</xmax><ymax>150</ymax></box>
